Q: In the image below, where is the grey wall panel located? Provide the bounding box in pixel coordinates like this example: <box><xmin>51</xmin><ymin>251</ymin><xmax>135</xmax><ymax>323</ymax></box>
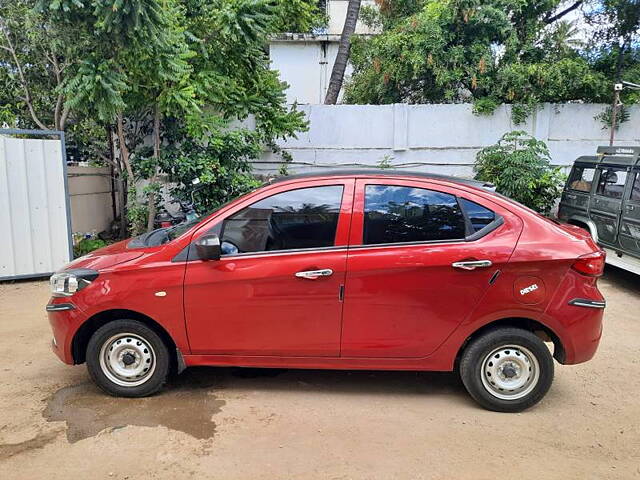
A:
<box><xmin>0</xmin><ymin>138</ymin><xmax>16</xmax><ymax>277</ymax></box>
<box><xmin>0</xmin><ymin>133</ymin><xmax>71</xmax><ymax>280</ymax></box>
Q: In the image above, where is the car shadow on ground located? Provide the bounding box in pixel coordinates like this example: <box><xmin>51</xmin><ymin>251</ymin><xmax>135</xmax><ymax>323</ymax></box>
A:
<box><xmin>177</xmin><ymin>366</ymin><xmax>466</xmax><ymax>399</ymax></box>
<box><xmin>44</xmin><ymin>368</ymin><xmax>471</xmax><ymax>443</ymax></box>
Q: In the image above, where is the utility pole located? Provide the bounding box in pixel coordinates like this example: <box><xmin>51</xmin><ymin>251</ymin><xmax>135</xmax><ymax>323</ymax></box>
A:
<box><xmin>609</xmin><ymin>84</ymin><xmax>622</xmax><ymax>146</ymax></box>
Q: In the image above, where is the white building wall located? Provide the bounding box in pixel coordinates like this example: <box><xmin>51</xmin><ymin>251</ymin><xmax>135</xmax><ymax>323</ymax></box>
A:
<box><xmin>326</xmin><ymin>0</ymin><xmax>380</xmax><ymax>35</ymax></box>
<box><xmin>270</xmin><ymin>39</ymin><xmax>352</xmax><ymax>104</ymax></box>
<box><xmin>254</xmin><ymin>103</ymin><xmax>640</xmax><ymax>177</ymax></box>
<box><xmin>269</xmin><ymin>0</ymin><xmax>377</xmax><ymax>105</ymax></box>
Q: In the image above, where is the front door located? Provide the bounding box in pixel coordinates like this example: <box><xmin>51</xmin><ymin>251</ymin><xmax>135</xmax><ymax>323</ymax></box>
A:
<box><xmin>590</xmin><ymin>166</ymin><xmax>628</xmax><ymax>246</ymax></box>
<box><xmin>619</xmin><ymin>169</ymin><xmax>640</xmax><ymax>255</ymax></box>
<box><xmin>340</xmin><ymin>179</ymin><xmax>522</xmax><ymax>358</ymax></box>
<box><xmin>184</xmin><ymin>180</ymin><xmax>354</xmax><ymax>356</ymax></box>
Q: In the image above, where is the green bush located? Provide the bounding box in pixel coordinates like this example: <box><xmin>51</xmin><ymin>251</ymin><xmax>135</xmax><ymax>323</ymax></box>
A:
<box><xmin>474</xmin><ymin>131</ymin><xmax>565</xmax><ymax>215</ymax></box>
<box><xmin>74</xmin><ymin>237</ymin><xmax>108</xmax><ymax>258</ymax></box>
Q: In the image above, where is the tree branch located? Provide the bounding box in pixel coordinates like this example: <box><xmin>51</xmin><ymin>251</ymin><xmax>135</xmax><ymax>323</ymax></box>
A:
<box><xmin>545</xmin><ymin>1</ymin><xmax>583</xmax><ymax>24</ymax></box>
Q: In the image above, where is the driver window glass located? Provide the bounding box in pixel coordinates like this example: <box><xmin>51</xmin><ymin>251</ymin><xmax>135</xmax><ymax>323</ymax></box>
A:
<box><xmin>568</xmin><ymin>166</ymin><xmax>595</xmax><ymax>192</ymax></box>
<box><xmin>220</xmin><ymin>185</ymin><xmax>344</xmax><ymax>254</ymax></box>
<box><xmin>596</xmin><ymin>168</ymin><xmax>627</xmax><ymax>199</ymax></box>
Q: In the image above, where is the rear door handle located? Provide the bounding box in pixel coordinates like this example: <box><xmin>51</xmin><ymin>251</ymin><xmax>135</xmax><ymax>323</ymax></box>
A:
<box><xmin>295</xmin><ymin>269</ymin><xmax>333</xmax><ymax>280</ymax></box>
<box><xmin>452</xmin><ymin>260</ymin><xmax>493</xmax><ymax>270</ymax></box>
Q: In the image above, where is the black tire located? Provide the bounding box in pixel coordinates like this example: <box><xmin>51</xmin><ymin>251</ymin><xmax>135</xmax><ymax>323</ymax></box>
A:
<box><xmin>86</xmin><ymin>319</ymin><xmax>170</xmax><ymax>397</ymax></box>
<box><xmin>459</xmin><ymin>328</ymin><xmax>554</xmax><ymax>412</ymax></box>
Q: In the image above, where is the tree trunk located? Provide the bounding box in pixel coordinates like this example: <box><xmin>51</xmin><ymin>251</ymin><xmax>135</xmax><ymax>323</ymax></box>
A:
<box><xmin>115</xmin><ymin>113</ymin><xmax>134</xmax><ymax>180</ymax></box>
<box><xmin>324</xmin><ymin>0</ymin><xmax>361</xmax><ymax>105</ymax></box>
<box><xmin>105</xmin><ymin>125</ymin><xmax>119</xmax><ymax>226</ymax></box>
<box><xmin>146</xmin><ymin>106</ymin><xmax>162</xmax><ymax>232</ymax></box>
<box><xmin>115</xmin><ymin>113</ymin><xmax>134</xmax><ymax>238</ymax></box>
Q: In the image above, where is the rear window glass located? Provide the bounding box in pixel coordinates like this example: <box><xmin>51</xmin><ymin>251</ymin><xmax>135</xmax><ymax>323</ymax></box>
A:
<box><xmin>596</xmin><ymin>168</ymin><xmax>627</xmax><ymax>199</ymax></box>
<box><xmin>363</xmin><ymin>185</ymin><xmax>466</xmax><ymax>244</ymax></box>
<box><xmin>568</xmin><ymin>166</ymin><xmax>595</xmax><ymax>192</ymax></box>
<box><xmin>631</xmin><ymin>173</ymin><xmax>640</xmax><ymax>202</ymax></box>
<box><xmin>459</xmin><ymin>198</ymin><xmax>496</xmax><ymax>232</ymax></box>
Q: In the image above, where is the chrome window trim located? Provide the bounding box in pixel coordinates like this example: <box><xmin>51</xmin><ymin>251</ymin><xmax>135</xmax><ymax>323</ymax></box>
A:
<box><xmin>219</xmin><ymin>245</ymin><xmax>348</xmax><ymax>260</ymax></box>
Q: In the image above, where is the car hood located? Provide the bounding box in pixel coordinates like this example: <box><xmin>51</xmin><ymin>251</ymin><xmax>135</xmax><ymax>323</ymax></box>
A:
<box><xmin>63</xmin><ymin>240</ymin><xmax>145</xmax><ymax>271</ymax></box>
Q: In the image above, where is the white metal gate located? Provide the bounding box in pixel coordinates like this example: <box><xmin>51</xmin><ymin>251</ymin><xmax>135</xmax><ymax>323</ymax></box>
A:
<box><xmin>0</xmin><ymin>129</ymin><xmax>72</xmax><ymax>280</ymax></box>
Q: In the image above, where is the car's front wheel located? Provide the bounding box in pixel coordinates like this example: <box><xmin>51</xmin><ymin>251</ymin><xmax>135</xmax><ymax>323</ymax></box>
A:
<box><xmin>459</xmin><ymin>328</ymin><xmax>554</xmax><ymax>412</ymax></box>
<box><xmin>86</xmin><ymin>319</ymin><xmax>170</xmax><ymax>397</ymax></box>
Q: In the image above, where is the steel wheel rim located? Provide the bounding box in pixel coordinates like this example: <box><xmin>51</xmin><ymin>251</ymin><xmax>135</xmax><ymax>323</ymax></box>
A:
<box><xmin>480</xmin><ymin>344</ymin><xmax>540</xmax><ymax>400</ymax></box>
<box><xmin>99</xmin><ymin>333</ymin><xmax>156</xmax><ymax>387</ymax></box>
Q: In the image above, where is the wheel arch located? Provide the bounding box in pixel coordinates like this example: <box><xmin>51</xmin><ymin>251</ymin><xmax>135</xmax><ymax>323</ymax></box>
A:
<box><xmin>455</xmin><ymin>317</ymin><xmax>566</xmax><ymax>368</ymax></box>
<box><xmin>71</xmin><ymin>309</ymin><xmax>178</xmax><ymax>367</ymax></box>
<box><xmin>567</xmin><ymin>216</ymin><xmax>598</xmax><ymax>241</ymax></box>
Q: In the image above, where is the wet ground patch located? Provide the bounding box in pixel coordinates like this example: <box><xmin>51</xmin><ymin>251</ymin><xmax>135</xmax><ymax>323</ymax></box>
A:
<box><xmin>43</xmin><ymin>369</ymin><xmax>225</xmax><ymax>443</ymax></box>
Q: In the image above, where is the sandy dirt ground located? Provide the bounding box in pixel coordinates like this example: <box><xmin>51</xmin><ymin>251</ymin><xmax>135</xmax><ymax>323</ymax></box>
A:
<box><xmin>0</xmin><ymin>267</ymin><xmax>639</xmax><ymax>480</ymax></box>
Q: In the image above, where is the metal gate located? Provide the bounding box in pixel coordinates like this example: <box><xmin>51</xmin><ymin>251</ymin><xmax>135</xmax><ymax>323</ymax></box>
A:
<box><xmin>0</xmin><ymin>129</ymin><xmax>72</xmax><ymax>280</ymax></box>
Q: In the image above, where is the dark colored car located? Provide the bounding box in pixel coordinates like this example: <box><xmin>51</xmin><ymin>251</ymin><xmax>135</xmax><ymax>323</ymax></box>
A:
<box><xmin>558</xmin><ymin>146</ymin><xmax>640</xmax><ymax>275</ymax></box>
<box><xmin>47</xmin><ymin>171</ymin><xmax>605</xmax><ymax>412</ymax></box>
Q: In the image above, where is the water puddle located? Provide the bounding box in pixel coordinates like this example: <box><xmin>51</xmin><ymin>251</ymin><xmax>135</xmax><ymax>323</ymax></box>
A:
<box><xmin>43</xmin><ymin>369</ymin><xmax>225</xmax><ymax>443</ymax></box>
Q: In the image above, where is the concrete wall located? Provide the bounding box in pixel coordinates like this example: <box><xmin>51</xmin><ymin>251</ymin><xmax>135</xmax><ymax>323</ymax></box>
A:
<box><xmin>67</xmin><ymin>166</ymin><xmax>114</xmax><ymax>234</ymax></box>
<box><xmin>255</xmin><ymin>103</ymin><xmax>640</xmax><ymax>177</ymax></box>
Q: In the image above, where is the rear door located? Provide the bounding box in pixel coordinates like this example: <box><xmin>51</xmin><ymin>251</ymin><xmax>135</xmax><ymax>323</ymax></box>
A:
<box><xmin>340</xmin><ymin>179</ymin><xmax>523</xmax><ymax>358</ymax></box>
<box><xmin>590</xmin><ymin>166</ymin><xmax>628</xmax><ymax>246</ymax></box>
<box><xmin>618</xmin><ymin>169</ymin><xmax>640</xmax><ymax>255</ymax></box>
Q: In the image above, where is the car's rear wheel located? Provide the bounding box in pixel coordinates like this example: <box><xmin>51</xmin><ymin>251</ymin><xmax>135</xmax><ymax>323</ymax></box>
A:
<box><xmin>459</xmin><ymin>328</ymin><xmax>554</xmax><ymax>412</ymax></box>
<box><xmin>86</xmin><ymin>319</ymin><xmax>170</xmax><ymax>397</ymax></box>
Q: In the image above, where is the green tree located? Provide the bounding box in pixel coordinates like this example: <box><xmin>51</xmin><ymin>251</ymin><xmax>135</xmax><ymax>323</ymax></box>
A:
<box><xmin>344</xmin><ymin>0</ymin><xmax>638</xmax><ymax>120</ymax></box>
<box><xmin>0</xmin><ymin>0</ymin><xmax>80</xmax><ymax>130</ymax></box>
<box><xmin>22</xmin><ymin>0</ymin><xmax>306</xmax><ymax>236</ymax></box>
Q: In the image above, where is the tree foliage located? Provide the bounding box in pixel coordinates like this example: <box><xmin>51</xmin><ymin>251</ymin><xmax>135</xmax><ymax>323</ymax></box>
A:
<box><xmin>346</xmin><ymin>0</ymin><xmax>640</xmax><ymax>120</ymax></box>
<box><xmin>3</xmin><ymin>0</ymin><xmax>308</xmax><ymax>236</ymax></box>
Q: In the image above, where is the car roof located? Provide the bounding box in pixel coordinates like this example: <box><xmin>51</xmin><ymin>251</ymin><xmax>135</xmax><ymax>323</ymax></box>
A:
<box><xmin>573</xmin><ymin>146</ymin><xmax>640</xmax><ymax>167</ymax></box>
<box><xmin>268</xmin><ymin>169</ymin><xmax>495</xmax><ymax>190</ymax></box>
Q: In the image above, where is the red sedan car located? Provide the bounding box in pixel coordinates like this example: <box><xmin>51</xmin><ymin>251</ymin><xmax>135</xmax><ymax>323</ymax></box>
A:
<box><xmin>47</xmin><ymin>171</ymin><xmax>605</xmax><ymax>412</ymax></box>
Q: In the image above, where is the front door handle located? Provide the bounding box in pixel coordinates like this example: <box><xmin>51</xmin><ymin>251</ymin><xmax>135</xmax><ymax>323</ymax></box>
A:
<box><xmin>452</xmin><ymin>260</ymin><xmax>493</xmax><ymax>271</ymax></box>
<box><xmin>295</xmin><ymin>268</ymin><xmax>333</xmax><ymax>280</ymax></box>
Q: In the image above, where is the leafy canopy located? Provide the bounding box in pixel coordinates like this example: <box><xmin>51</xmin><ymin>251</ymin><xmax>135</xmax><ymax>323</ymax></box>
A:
<box><xmin>346</xmin><ymin>0</ymin><xmax>639</xmax><ymax>120</ymax></box>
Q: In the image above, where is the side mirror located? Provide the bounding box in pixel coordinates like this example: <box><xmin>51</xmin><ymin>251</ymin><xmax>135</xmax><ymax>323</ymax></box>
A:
<box><xmin>194</xmin><ymin>234</ymin><xmax>221</xmax><ymax>261</ymax></box>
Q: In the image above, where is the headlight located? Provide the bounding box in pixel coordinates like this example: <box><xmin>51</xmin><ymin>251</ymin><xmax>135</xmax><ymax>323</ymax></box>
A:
<box><xmin>50</xmin><ymin>269</ymin><xmax>99</xmax><ymax>297</ymax></box>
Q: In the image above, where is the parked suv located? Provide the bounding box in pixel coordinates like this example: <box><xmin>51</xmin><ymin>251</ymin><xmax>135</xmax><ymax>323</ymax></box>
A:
<box><xmin>558</xmin><ymin>146</ymin><xmax>640</xmax><ymax>275</ymax></box>
<box><xmin>47</xmin><ymin>171</ymin><xmax>605</xmax><ymax>412</ymax></box>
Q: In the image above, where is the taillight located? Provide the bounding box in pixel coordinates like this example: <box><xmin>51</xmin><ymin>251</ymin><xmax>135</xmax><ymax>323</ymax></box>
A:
<box><xmin>571</xmin><ymin>251</ymin><xmax>606</xmax><ymax>276</ymax></box>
